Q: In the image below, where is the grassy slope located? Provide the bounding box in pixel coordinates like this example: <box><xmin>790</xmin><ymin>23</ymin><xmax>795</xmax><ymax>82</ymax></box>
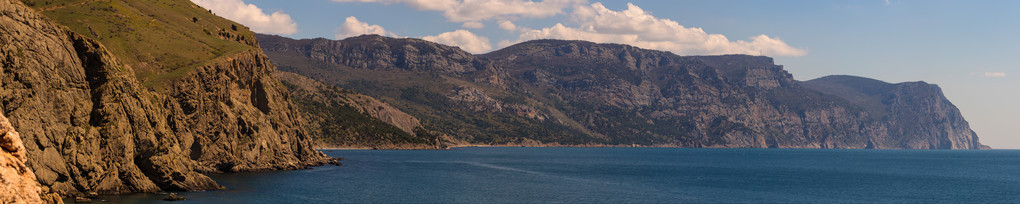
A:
<box><xmin>21</xmin><ymin>0</ymin><xmax>256</xmax><ymax>90</ymax></box>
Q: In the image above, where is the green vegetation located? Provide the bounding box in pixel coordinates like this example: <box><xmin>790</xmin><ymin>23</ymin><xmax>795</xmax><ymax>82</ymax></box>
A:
<box><xmin>293</xmin><ymin>95</ymin><xmax>428</xmax><ymax>146</ymax></box>
<box><xmin>397</xmin><ymin>86</ymin><xmax>592</xmax><ymax>145</ymax></box>
<box><xmin>21</xmin><ymin>0</ymin><xmax>257</xmax><ymax>90</ymax></box>
<box><xmin>283</xmin><ymin>81</ymin><xmax>437</xmax><ymax>147</ymax></box>
<box><xmin>705</xmin><ymin>116</ymin><xmax>751</xmax><ymax>146</ymax></box>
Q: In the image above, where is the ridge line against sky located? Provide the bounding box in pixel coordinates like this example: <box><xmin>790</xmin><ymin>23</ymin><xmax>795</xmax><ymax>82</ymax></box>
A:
<box><xmin>190</xmin><ymin>0</ymin><xmax>806</xmax><ymax>56</ymax></box>
<box><xmin>187</xmin><ymin>0</ymin><xmax>1019</xmax><ymax>149</ymax></box>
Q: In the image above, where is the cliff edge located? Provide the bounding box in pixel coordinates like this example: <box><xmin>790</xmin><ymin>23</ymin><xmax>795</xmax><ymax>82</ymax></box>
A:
<box><xmin>2</xmin><ymin>0</ymin><xmax>332</xmax><ymax>197</ymax></box>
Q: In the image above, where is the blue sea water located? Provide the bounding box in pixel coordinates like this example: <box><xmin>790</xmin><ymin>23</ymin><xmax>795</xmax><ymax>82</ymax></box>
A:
<box><xmin>109</xmin><ymin>148</ymin><xmax>1020</xmax><ymax>203</ymax></box>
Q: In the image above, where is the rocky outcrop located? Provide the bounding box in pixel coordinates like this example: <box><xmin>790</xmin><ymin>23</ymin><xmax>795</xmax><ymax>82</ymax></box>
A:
<box><xmin>168</xmin><ymin>49</ymin><xmax>330</xmax><ymax>172</ymax></box>
<box><xmin>0</xmin><ymin>112</ymin><xmax>42</xmax><ymax>203</ymax></box>
<box><xmin>803</xmin><ymin>75</ymin><xmax>986</xmax><ymax>149</ymax></box>
<box><xmin>1</xmin><ymin>0</ymin><xmax>331</xmax><ymax>197</ymax></box>
<box><xmin>3</xmin><ymin>0</ymin><xmax>219</xmax><ymax>195</ymax></box>
<box><xmin>259</xmin><ymin>34</ymin><xmax>985</xmax><ymax>150</ymax></box>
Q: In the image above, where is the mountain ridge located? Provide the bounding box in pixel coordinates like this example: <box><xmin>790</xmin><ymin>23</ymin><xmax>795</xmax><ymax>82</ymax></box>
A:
<box><xmin>258</xmin><ymin>33</ymin><xmax>985</xmax><ymax>150</ymax></box>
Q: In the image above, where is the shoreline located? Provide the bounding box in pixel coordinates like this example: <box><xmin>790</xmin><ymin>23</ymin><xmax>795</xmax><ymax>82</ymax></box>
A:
<box><xmin>317</xmin><ymin>144</ymin><xmax>996</xmax><ymax>150</ymax></box>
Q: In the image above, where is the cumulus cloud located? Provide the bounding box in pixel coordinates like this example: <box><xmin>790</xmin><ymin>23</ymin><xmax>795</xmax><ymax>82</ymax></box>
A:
<box><xmin>508</xmin><ymin>3</ymin><xmax>807</xmax><ymax>56</ymax></box>
<box><xmin>984</xmin><ymin>72</ymin><xmax>1007</xmax><ymax>77</ymax></box>
<box><xmin>191</xmin><ymin>0</ymin><xmax>298</xmax><ymax>35</ymax></box>
<box><xmin>498</xmin><ymin>20</ymin><xmax>519</xmax><ymax>31</ymax></box>
<box><xmin>422</xmin><ymin>29</ymin><xmax>493</xmax><ymax>53</ymax></box>
<box><xmin>462</xmin><ymin>21</ymin><xmax>485</xmax><ymax>29</ymax></box>
<box><xmin>332</xmin><ymin>0</ymin><xmax>585</xmax><ymax>22</ymax></box>
<box><xmin>335</xmin><ymin>16</ymin><xmax>396</xmax><ymax>39</ymax></box>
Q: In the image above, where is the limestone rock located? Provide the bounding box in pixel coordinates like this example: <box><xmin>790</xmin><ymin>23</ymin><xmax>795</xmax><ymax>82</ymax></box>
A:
<box><xmin>1</xmin><ymin>0</ymin><xmax>220</xmax><ymax>195</ymax></box>
<box><xmin>1</xmin><ymin>0</ymin><xmax>331</xmax><ymax>196</ymax></box>
<box><xmin>0</xmin><ymin>112</ymin><xmax>43</xmax><ymax>203</ymax></box>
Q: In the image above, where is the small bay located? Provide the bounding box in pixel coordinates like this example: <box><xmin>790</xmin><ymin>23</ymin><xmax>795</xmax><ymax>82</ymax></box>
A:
<box><xmin>110</xmin><ymin>147</ymin><xmax>1020</xmax><ymax>203</ymax></box>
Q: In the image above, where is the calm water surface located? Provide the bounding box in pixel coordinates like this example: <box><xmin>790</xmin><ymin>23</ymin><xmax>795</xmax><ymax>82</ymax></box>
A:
<box><xmin>108</xmin><ymin>148</ymin><xmax>1020</xmax><ymax>203</ymax></box>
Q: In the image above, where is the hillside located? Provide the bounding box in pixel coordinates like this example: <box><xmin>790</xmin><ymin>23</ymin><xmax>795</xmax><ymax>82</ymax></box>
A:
<box><xmin>258</xmin><ymin>34</ymin><xmax>985</xmax><ymax>150</ymax></box>
<box><xmin>2</xmin><ymin>0</ymin><xmax>333</xmax><ymax>197</ymax></box>
<box><xmin>22</xmin><ymin>0</ymin><xmax>257</xmax><ymax>89</ymax></box>
<box><xmin>277</xmin><ymin>71</ymin><xmax>444</xmax><ymax>149</ymax></box>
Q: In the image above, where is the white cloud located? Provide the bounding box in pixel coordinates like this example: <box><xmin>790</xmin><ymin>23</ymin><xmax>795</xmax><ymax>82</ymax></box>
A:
<box><xmin>191</xmin><ymin>0</ymin><xmax>298</xmax><ymax>35</ymax></box>
<box><xmin>508</xmin><ymin>3</ymin><xmax>807</xmax><ymax>56</ymax></box>
<box><xmin>462</xmin><ymin>21</ymin><xmax>485</xmax><ymax>29</ymax></box>
<box><xmin>984</xmin><ymin>72</ymin><xmax>1007</xmax><ymax>77</ymax></box>
<box><xmin>335</xmin><ymin>16</ymin><xmax>395</xmax><ymax>39</ymax></box>
<box><xmin>332</xmin><ymin>0</ymin><xmax>586</xmax><ymax>22</ymax></box>
<box><xmin>884</xmin><ymin>0</ymin><xmax>891</xmax><ymax>5</ymax></box>
<box><xmin>422</xmin><ymin>29</ymin><xmax>493</xmax><ymax>53</ymax></box>
<box><xmin>498</xmin><ymin>20</ymin><xmax>519</xmax><ymax>31</ymax></box>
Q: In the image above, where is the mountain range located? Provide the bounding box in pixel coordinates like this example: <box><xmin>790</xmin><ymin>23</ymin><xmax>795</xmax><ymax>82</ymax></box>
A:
<box><xmin>0</xmin><ymin>0</ymin><xmax>986</xmax><ymax>201</ymax></box>
<box><xmin>258</xmin><ymin>34</ymin><xmax>986</xmax><ymax>150</ymax></box>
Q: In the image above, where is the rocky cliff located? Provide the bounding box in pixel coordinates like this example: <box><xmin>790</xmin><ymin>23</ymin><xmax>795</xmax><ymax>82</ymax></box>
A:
<box><xmin>258</xmin><ymin>34</ymin><xmax>984</xmax><ymax>150</ymax></box>
<box><xmin>802</xmin><ymin>75</ymin><xmax>987</xmax><ymax>149</ymax></box>
<box><xmin>1</xmin><ymin>0</ymin><xmax>331</xmax><ymax>197</ymax></box>
<box><xmin>167</xmin><ymin>49</ymin><xmax>330</xmax><ymax>173</ymax></box>
<box><xmin>0</xmin><ymin>112</ymin><xmax>44</xmax><ymax>203</ymax></box>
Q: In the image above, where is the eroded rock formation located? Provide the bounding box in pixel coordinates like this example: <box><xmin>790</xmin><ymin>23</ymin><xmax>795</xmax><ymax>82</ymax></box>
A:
<box><xmin>1</xmin><ymin>0</ymin><xmax>331</xmax><ymax>196</ymax></box>
<box><xmin>0</xmin><ymin>112</ymin><xmax>43</xmax><ymax>204</ymax></box>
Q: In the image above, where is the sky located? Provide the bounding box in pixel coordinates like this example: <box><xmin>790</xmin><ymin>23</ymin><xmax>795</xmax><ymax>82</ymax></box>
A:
<box><xmin>190</xmin><ymin>0</ymin><xmax>1019</xmax><ymax>149</ymax></box>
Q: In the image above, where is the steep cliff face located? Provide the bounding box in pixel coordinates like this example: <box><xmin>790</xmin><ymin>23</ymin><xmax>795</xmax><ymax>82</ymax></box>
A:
<box><xmin>259</xmin><ymin>34</ymin><xmax>984</xmax><ymax>150</ymax></box>
<box><xmin>803</xmin><ymin>75</ymin><xmax>985</xmax><ymax>149</ymax></box>
<box><xmin>2</xmin><ymin>0</ymin><xmax>220</xmax><ymax>195</ymax></box>
<box><xmin>1</xmin><ymin>0</ymin><xmax>330</xmax><ymax>197</ymax></box>
<box><xmin>169</xmin><ymin>50</ymin><xmax>330</xmax><ymax>172</ymax></box>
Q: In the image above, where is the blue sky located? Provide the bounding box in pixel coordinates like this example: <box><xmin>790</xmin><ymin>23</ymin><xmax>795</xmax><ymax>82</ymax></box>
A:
<box><xmin>193</xmin><ymin>0</ymin><xmax>1019</xmax><ymax>148</ymax></box>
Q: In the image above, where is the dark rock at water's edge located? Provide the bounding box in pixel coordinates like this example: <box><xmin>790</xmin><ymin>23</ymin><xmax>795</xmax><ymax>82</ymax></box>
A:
<box><xmin>257</xmin><ymin>34</ymin><xmax>985</xmax><ymax>150</ymax></box>
<box><xmin>74</xmin><ymin>197</ymin><xmax>91</xmax><ymax>203</ymax></box>
<box><xmin>163</xmin><ymin>193</ymin><xmax>185</xmax><ymax>201</ymax></box>
<box><xmin>2</xmin><ymin>0</ymin><xmax>332</xmax><ymax>198</ymax></box>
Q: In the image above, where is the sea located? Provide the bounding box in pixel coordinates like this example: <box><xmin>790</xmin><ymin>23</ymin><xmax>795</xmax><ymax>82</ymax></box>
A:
<box><xmin>105</xmin><ymin>147</ymin><xmax>1020</xmax><ymax>203</ymax></box>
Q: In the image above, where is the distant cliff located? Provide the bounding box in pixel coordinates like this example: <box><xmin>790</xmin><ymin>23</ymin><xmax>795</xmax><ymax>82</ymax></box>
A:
<box><xmin>802</xmin><ymin>75</ymin><xmax>987</xmax><ymax>149</ymax></box>
<box><xmin>1</xmin><ymin>0</ymin><xmax>331</xmax><ymax>197</ymax></box>
<box><xmin>258</xmin><ymin>34</ymin><xmax>985</xmax><ymax>150</ymax></box>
